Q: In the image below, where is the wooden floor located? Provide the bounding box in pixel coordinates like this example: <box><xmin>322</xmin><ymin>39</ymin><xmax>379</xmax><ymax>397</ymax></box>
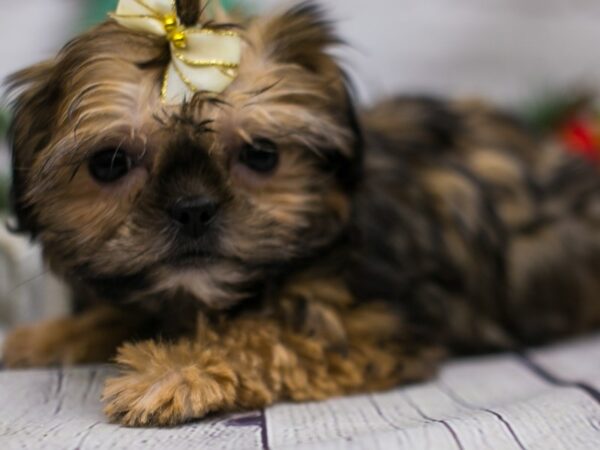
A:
<box><xmin>1</xmin><ymin>335</ymin><xmax>600</xmax><ymax>449</ymax></box>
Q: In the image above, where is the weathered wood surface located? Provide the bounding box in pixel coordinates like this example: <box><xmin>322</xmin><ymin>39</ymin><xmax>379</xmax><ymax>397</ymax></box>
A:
<box><xmin>0</xmin><ymin>336</ymin><xmax>599</xmax><ymax>449</ymax></box>
<box><xmin>529</xmin><ymin>334</ymin><xmax>600</xmax><ymax>392</ymax></box>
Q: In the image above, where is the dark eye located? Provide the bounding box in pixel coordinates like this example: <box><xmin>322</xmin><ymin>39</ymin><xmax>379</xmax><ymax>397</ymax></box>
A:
<box><xmin>88</xmin><ymin>149</ymin><xmax>132</xmax><ymax>183</ymax></box>
<box><xmin>239</xmin><ymin>139</ymin><xmax>279</xmax><ymax>173</ymax></box>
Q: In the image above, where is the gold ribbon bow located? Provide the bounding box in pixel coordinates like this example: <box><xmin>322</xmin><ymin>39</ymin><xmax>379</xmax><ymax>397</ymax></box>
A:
<box><xmin>111</xmin><ymin>0</ymin><xmax>241</xmax><ymax>104</ymax></box>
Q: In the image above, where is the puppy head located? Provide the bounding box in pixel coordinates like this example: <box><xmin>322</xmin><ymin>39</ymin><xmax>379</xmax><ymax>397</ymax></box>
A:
<box><xmin>7</xmin><ymin>2</ymin><xmax>362</xmax><ymax>308</ymax></box>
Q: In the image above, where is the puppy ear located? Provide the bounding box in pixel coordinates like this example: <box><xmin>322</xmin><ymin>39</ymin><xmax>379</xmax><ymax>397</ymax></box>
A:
<box><xmin>263</xmin><ymin>2</ymin><xmax>364</xmax><ymax>189</ymax></box>
<box><xmin>262</xmin><ymin>2</ymin><xmax>341</xmax><ymax>76</ymax></box>
<box><xmin>5</xmin><ymin>60</ymin><xmax>61</xmax><ymax>236</ymax></box>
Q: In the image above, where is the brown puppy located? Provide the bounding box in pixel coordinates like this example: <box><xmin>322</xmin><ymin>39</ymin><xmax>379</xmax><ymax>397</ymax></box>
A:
<box><xmin>5</xmin><ymin>0</ymin><xmax>600</xmax><ymax>427</ymax></box>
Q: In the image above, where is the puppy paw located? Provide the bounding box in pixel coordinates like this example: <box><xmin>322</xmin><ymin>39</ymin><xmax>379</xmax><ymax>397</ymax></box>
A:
<box><xmin>102</xmin><ymin>341</ymin><xmax>238</xmax><ymax>427</ymax></box>
<box><xmin>3</xmin><ymin>321</ymin><xmax>80</xmax><ymax>368</ymax></box>
<box><xmin>3</xmin><ymin>309</ymin><xmax>132</xmax><ymax>368</ymax></box>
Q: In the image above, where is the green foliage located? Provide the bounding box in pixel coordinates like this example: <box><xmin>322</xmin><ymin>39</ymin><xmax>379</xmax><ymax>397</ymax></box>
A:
<box><xmin>0</xmin><ymin>174</ymin><xmax>8</xmax><ymax>212</ymax></box>
<box><xmin>0</xmin><ymin>109</ymin><xmax>9</xmax><ymax>211</ymax></box>
<box><xmin>82</xmin><ymin>0</ymin><xmax>117</xmax><ymax>28</ymax></box>
<box><xmin>221</xmin><ymin>0</ymin><xmax>245</xmax><ymax>10</ymax></box>
<box><xmin>83</xmin><ymin>0</ymin><xmax>246</xmax><ymax>28</ymax></box>
<box><xmin>0</xmin><ymin>109</ymin><xmax>8</xmax><ymax>139</ymax></box>
<box><xmin>519</xmin><ymin>90</ymin><xmax>594</xmax><ymax>133</ymax></box>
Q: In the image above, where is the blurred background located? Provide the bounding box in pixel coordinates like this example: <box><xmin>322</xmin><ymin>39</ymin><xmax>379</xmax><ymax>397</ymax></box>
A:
<box><xmin>2</xmin><ymin>0</ymin><xmax>600</xmax><ymax>325</ymax></box>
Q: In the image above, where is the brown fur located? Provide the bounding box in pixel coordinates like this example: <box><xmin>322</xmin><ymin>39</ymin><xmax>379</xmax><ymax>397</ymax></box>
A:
<box><xmin>4</xmin><ymin>0</ymin><xmax>600</xmax><ymax>427</ymax></box>
<box><xmin>3</xmin><ymin>306</ymin><xmax>140</xmax><ymax>367</ymax></box>
<box><xmin>103</xmin><ymin>301</ymin><xmax>441</xmax><ymax>426</ymax></box>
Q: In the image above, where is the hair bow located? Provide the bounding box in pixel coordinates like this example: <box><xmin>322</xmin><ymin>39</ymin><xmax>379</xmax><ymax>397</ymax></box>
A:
<box><xmin>111</xmin><ymin>0</ymin><xmax>241</xmax><ymax>104</ymax></box>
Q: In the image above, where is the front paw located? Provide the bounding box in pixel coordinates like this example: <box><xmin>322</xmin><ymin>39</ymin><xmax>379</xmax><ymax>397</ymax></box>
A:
<box><xmin>3</xmin><ymin>321</ymin><xmax>77</xmax><ymax>368</ymax></box>
<box><xmin>102</xmin><ymin>341</ymin><xmax>238</xmax><ymax>427</ymax></box>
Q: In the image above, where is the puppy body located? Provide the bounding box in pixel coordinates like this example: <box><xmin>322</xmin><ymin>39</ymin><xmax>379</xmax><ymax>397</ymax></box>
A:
<box><xmin>5</xmin><ymin>2</ymin><xmax>600</xmax><ymax>426</ymax></box>
<box><xmin>356</xmin><ymin>98</ymin><xmax>600</xmax><ymax>349</ymax></box>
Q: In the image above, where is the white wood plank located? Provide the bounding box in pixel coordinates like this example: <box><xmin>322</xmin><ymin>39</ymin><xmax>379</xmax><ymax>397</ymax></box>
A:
<box><xmin>0</xmin><ymin>366</ymin><xmax>264</xmax><ymax>450</ymax></box>
<box><xmin>439</xmin><ymin>357</ymin><xmax>600</xmax><ymax>450</ymax></box>
<box><xmin>529</xmin><ymin>334</ymin><xmax>600</xmax><ymax>390</ymax></box>
<box><xmin>2</xmin><ymin>339</ymin><xmax>600</xmax><ymax>449</ymax></box>
<box><xmin>266</xmin><ymin>355</ymin><xmax>600</xmax><ymax>449</ymax></box>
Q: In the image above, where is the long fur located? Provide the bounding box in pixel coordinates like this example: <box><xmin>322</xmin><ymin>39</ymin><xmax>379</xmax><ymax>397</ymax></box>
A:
<box><xmin>4</xmin><ymin>1</ymin><xmax>600</xmax><ymax>427</ymax></box>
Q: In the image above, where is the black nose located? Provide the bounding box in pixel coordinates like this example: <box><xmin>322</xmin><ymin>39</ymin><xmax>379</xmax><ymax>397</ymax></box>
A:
<box><xmin>169</xmin><ymin>196</ymin><xmax>219</xmax><ymax>238</ymax></box>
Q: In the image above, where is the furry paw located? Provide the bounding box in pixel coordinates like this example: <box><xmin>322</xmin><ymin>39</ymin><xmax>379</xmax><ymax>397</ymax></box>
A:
<box><xmin>2</xmin><ymin>309</ymin><xmax>131</xmax><ymax>368</ymax></box>
<box><xmin>3</xmin><ymin>321</ymin><xmax>86</xmax><ymax>368</ymax></box>
<box><xmin>102</xmin><ymin>341</ymin><xmax>238</xmax><ymax>427</ymax></box>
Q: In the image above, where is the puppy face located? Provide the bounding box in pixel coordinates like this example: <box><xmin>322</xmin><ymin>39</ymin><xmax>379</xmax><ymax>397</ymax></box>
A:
<box><xmin>8</xmin><ymin>4</ymin><xmax>362</xmax><ymax>308</ymax></box>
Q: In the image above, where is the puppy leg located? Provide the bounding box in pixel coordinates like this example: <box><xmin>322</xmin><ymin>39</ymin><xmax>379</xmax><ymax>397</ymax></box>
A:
<box><xmin>3</xmin><ymin>306</ymin><xmax>142</xmax><ymax>368</ymax></box>
<box><xmin>103</xmin><ymin>283</ymin><xmax>443</xmax><ymax>427</ymax></box>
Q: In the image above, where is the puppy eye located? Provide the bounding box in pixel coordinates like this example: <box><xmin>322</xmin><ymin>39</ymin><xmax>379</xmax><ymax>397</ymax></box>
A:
<box><xmin>239</xmin><ymin>139</ymin><xmax>279</xmax><ymax>173</ymax></box>
<box><xmin>88</xmin><ymin>149</ymin><xmax>133</xmax><ymax>183</ymax></box>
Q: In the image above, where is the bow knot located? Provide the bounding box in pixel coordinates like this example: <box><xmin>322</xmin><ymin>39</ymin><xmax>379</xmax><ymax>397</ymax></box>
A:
<box><xmin>162</xmin><ymin>13</ymin><xmax>187</xmax><ymax>48</ymax></box>
<box><xmin>111</xmin><ymin>0</ymin><xmax>241</xmax><ymax>104</ymax></box>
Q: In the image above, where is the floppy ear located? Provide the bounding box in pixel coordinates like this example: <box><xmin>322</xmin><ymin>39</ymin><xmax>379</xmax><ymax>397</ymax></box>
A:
<box><xmin>262</xmin><ymin>2</ymin><xmax>364</xmax><ymax>188</ymax></box>
<box><xmin>262</xmin><ymin>2</ymin><xmax>342</xmax><ymax>76</ymax></box>
<box><xmin>6</xmin><ymin>60</ymin><xmax>61</xmax><ymax>236</ymax></box>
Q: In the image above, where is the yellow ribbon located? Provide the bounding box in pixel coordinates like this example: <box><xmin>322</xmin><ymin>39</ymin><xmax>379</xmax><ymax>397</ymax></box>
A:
<box><xmin>111</xmin><ymin>0</ymin><xmax>241</xmax><ymax>104</ymax></box>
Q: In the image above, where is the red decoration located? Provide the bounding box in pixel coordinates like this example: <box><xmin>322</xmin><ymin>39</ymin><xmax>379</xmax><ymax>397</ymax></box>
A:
<box><xmin>560</xmin><ymin>117</ymin><xmax>600</xmax><ymax>163</ymax></box>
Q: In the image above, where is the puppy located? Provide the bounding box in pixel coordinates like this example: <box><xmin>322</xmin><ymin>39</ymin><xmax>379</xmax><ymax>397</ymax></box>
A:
<box><xmin>5</xmin><ymin>0</ymin><xmax>600</xmax><ymax>427</ymax></box>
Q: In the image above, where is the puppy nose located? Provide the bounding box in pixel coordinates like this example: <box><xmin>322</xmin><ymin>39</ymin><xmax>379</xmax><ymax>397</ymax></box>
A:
<box><xmin>169</xmin><ymin>196</ymin><xmax>219</xmax><ymax>238</ymax></box>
